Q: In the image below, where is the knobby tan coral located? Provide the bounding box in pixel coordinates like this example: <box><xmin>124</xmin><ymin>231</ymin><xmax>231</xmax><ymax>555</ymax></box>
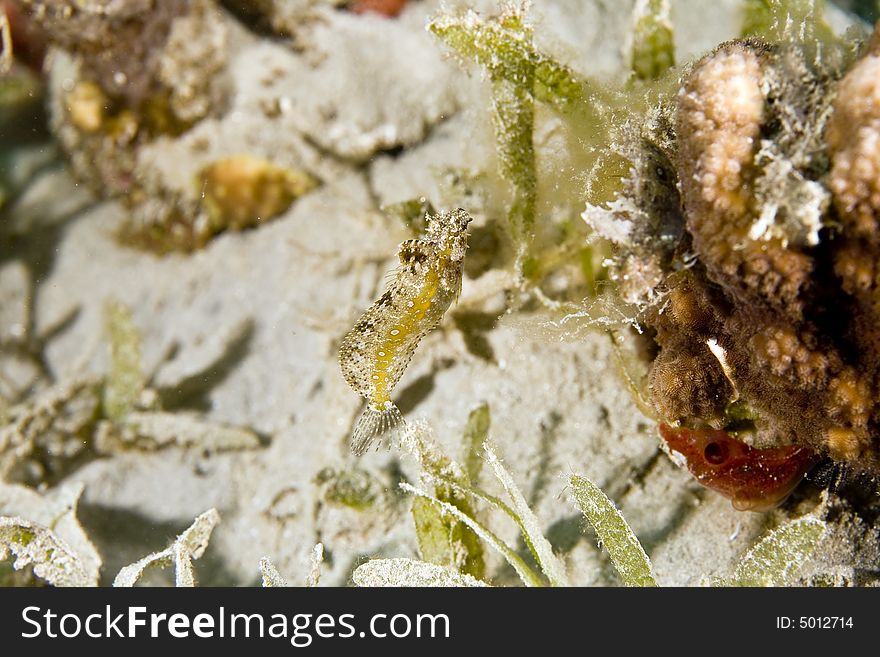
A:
<box><xmin>677</xmin><ymin>42</ymin><xmax>813</xmax><ymax>319</ymax></box>
<box><xmin>612</xmin><ymin>30</ymin><xmax>880</xmax><ymax>476</ymax></box>
<box><xmin>827</xmin><ymin>49</ymin><xmax>880</xmax><ymax>241</ymax></box>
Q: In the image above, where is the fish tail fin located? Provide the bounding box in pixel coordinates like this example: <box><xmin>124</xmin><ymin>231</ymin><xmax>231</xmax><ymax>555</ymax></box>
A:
<box><xmin>350</xmin><ymin>401</ymin><xmax>406</xmax><ymax>455</ymax></box>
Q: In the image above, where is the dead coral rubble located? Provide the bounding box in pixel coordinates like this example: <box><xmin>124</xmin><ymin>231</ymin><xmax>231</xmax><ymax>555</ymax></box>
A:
<box><xmin>594</xmin><ymin>25</ymin><xmax>880</xmax><ymax>474</ymax></box>
<box><xmin>21</xmin><ymin>0</ymin><xmax>190</xmax><ymax>107</ymax></box>
<box><xmin>22</xmin><ymin>0</ymin><xmax>318</xmax><ymax>251</ymax></box>
<box><xmin>23</xmin><ymin>0</ymin><xmax>230</xmax><ymax>194</ymax></box>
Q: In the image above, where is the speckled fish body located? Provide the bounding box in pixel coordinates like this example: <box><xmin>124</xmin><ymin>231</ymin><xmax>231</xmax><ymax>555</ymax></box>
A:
<box><xmin>339</xmin><ymin>208</ymin><xmax>471</xmax><ymax>454</ymax></box>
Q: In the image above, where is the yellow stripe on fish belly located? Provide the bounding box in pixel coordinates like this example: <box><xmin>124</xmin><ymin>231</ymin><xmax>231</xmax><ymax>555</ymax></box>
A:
<box><xmin>370</xmin><ymin>268</ymin><xmax>439</xmax><ymax>405</ymax></box>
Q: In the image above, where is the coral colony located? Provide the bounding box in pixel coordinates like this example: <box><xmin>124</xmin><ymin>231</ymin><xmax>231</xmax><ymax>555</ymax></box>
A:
<box><xmin>588</xmin><ymin>23</ymin><xmax>880</xmax><ymax>509</ymax></box>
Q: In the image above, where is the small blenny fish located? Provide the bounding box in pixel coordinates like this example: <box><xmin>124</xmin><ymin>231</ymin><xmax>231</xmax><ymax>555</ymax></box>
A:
<box><xmin>339</xmin><ymin>208</ymin><xmax>472</xmax><ymax>455</ymax></box>
<box><xmin>659</xmin><ymin>424</ymin><xmax>818</xmax><ymax>511</ymax></box>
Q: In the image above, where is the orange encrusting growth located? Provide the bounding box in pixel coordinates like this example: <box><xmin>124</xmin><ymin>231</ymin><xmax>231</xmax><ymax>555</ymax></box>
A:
<box><xmin>351</xmin><ymin>0</ymin><xmax>409</xmax><ymax>18</ymax></box>
<box><xmin>659</xmin><ymin>424</ymin><xmax>818</xmax><ymax>511</ymax></box>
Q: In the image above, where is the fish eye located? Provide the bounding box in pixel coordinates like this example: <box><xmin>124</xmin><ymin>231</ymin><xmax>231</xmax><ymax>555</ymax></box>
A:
<box><xmin>703</xmin><ymin>440</ymin><xmax>729</xmax><ymax>465</ymax></box>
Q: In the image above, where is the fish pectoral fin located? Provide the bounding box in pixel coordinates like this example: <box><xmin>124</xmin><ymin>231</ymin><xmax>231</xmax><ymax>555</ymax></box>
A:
<box><xmin>398</xmin><ymin>239</ymin><xmax>433</xmax><ymax>266</ymax></box>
